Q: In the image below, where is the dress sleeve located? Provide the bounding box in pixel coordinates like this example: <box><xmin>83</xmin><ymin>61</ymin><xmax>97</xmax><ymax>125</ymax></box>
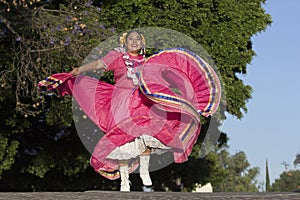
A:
<box><xmin>100</xmin><ymin>50</ymin><xmax>122</xmax><ymax>71</ymax></box>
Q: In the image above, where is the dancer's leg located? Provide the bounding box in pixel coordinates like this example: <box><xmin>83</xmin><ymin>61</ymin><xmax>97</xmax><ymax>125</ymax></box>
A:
<box><xmin>119</xmin><ymin>160</ymin><xmax>130</xmax><ymax>192</ymax></box>
<box><xmin>139</xmin><ymin>148</ymin><xmax>152</xmax><ymax>187</ymax></box>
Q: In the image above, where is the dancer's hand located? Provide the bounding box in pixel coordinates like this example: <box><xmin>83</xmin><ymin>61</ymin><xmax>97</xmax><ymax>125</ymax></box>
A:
<box><xmin>70</xmin><ymin>67</ymin><xmax>82</xmax><ymax>77</ymax></box>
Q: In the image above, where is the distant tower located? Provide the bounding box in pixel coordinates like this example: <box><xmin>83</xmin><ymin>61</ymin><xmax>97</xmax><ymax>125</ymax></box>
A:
<box><xmin>265</xmin><ymin>158</ymin><xmax>271</xmax><ymax>192</ymax></box>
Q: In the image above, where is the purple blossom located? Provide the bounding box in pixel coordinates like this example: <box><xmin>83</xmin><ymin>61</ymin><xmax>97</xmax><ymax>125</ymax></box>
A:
<box><xmin>66</xmin><ymin>16</ymin><xmax>72</xmax><ymax>22</ymax></box>
<box><xmin>16</xmin><ymin>36</ymin><xmax>21</xmax><ymax>41</ymax></box>
<box><xmin>85</xmin><ymin>29</ymin><xmax>92</xmax><ymax>34</ymax></box>
<box><xmin>99</xmin><ymin>24</ymin><xmax>105</xmax><ymax>29</ymax></box>
<box><xmin>110</xmin><ymin>27</ymin><xmax>116</xmax><ymax>33</ymax></box>
<box><xmin>74</xmin><ymin>24</ymin><xmax>80</xmax><ymax>30</ymax></box>
<box><xmin>50</xmin><ymin>37</ymin><xmax>55</xmax><ymax>45</ymax></box>
<box><xmin>0</xmin><ymin>30</ymin><xmax>7</xmax><ymax>37</ymax></box>
<box><xmin>72</xmin><ymin>29</ymin><xmax>77</xmax><ymax>35</ymax></box>
<box><xmin>91</xmin><ymin>54</ymin><xmax>98</xmax><ymax>60</ymax></box>
<box><xmin>83</xmin><ymin>11</ymin><xmax>88</xmax><ymax>16</ymax></box>
<box><xmin>85</xmin><ymin>0</ymin><xmax>93</xmax><ymax>7</ymax></box>
<box><xmin>24</xmin><ymin>149</ymin><xmax>37</xmax><ymax>155</ymax></box>
<box><xmin>97</xmin><ymin>7</ymin><xmax>101</xmax><ymax>12</ymax></box>
<box><xmin>64</xmin><ymin>36</ymin><xmax>71</xmax><ymax>46</ymax></box>
<box><xmin>56</xmin><ymin>25</ymin><xmax>62</xmax><ymax>31</ymax></box>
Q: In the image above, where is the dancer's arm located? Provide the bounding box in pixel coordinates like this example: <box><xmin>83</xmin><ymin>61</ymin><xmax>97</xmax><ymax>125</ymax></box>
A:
<box><xmin>70</xmin><ymin>59</ymin><xmax>106</xmax><ymax>76</ymax></box>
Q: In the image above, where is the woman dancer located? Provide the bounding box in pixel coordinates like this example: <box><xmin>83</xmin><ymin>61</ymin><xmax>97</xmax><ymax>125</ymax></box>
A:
<box><xmin>38</xmin><ymin>30</ymin><xmax>221</xmax><ymax>191</ymax></box>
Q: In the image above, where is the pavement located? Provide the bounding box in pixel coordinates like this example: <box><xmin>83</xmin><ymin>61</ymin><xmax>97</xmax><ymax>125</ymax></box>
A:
<box><xmin>0</xmin><ymin>191</ymin><xmax>299</xmax><ymax>200</ymax></box>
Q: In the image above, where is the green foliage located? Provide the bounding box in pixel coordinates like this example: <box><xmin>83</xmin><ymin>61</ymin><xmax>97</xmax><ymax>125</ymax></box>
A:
<box><xmin>266</xmin><ymin>159</ymin><xmax>271</xmax><ymax>192</ymax></box>
<box><xmin>22</xmin><ymin>138</ymin><xmax>90</xmax><ymax>179</ymax></box>
<box><xmin>0</xmin><ymin>137</ymin><xmax>19</xmax><ymax>175</ymax></box>
<box><xmin>212</xmin><ymin>150</ymin><xmax>260</xmax><ymax>192</ymax></box>
<box><xmin>0</xmin><ymin>0</ymin><xmax>113</xmax><ymax>182</ymax></box>
<box><xmin>294</xmin><ymin>153</ymin><xmax>300</xmax><ymax>166</ymax></box>
<box><xmin>0</xmin><ymin>87</ymin><xmax>32</xmax><ymax>177</ymax></box>
<box><xmin>45</xmin><ymin>97</ymin><xmax>73</xmax><ymax>128</ymax></box>
<box><xmin>146</xmin><ymin>146</ymin><xmax>259</xmax><ymax>192</ymax></box>
<box><xmin>271</xmin><ymin>170</ymin><xmax>300</xmax><ymax>192</ymax></box>
<box><xmin>24</xmin><ymin>152</ymin><xmax>56</xmax><ymax>178</ymax></box>
<box><xmin>0</xmin><ymin>0</ymin><xmax>114</xmax><ymax>117</ymax></box>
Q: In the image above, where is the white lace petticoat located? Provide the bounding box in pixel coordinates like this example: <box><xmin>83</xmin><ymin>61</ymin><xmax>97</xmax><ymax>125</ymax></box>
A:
<box><xmin>106</xmin><ymin>134</ymin><xmax>170</xmax><ymax>160</ymax></box>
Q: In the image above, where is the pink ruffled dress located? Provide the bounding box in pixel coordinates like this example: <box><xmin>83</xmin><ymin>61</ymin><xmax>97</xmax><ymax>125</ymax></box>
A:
<box><xmin>38</xmin><ymin>48</ymin><xmax>221</xmax><ymax>180</ymax></box>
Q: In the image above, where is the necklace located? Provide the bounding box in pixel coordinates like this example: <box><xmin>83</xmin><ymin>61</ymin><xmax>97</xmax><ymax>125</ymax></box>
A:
<box><xmin>123</xmin><ymin>53</ymin><xmax>144</xmax><ymax>86</ymax></box>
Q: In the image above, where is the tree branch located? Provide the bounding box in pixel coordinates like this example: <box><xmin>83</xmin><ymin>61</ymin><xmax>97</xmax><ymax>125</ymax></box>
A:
<box><xmin>0</xmin><ymin>14</ymin><xmax>21</xmax><ymax>37</ymax></box>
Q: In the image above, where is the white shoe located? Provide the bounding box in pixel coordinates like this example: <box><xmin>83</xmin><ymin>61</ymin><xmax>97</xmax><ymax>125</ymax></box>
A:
<box><xmin>139</xmin><ymin>155</ymin><xmax>152</xmax><ymax>186</ymax></box>
<box><xmin>142</xmin><ymin>185</ymin><xmax>154</xmax><ymax>192</ymax></box>
<box><xmin>120</xmin><ymin>181</ymin><xmax>130</xmax><ymax>192</ymax></box>
<box><xmin>120</xmin><ymin>165</ymin><xmax>130</xmax><ymax>192</ymax></box>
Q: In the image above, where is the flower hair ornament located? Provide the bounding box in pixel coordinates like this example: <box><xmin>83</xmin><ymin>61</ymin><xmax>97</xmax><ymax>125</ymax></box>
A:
<box><xmin>119</xmin><ymin>32</ymin><xmax>128</xmax><ymax>47</ymax></box>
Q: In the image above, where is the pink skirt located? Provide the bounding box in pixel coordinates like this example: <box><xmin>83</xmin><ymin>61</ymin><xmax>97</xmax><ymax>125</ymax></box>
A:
<box><xmin>38</xmin><ymin>48</ymin><xmax>221</xmax><ymax>180</ymax></box>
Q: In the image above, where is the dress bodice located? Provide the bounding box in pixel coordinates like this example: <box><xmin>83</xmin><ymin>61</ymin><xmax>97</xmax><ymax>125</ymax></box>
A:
<box><xmin>101</xmin><ymin>50</ymin><xmax>145</xmax><ymax>83</ymax></box>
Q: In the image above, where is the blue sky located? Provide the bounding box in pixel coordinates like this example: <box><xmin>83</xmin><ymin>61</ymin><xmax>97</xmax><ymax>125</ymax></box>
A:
<box><xmin>222</xmin><ymin>0</ymin><xmax>300</xmax><ymax>188</ymax></box>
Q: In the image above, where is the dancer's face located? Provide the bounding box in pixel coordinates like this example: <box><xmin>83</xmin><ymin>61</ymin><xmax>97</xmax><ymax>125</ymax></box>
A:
<box><xmin>126</xmin><ymin>32</ymin><xmax>143</xmax><ymax>56</ymax></box>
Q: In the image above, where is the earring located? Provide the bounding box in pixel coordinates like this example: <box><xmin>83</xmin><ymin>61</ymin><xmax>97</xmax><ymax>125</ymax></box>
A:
<box><xmin>141</xmin><ymin>44</ymin><xmax>146</xmax><ymax>57</ymax></box>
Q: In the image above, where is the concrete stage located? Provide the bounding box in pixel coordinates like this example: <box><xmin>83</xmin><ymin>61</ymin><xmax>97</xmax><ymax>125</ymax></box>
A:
<box><xmin>0</xmin><ymin>191</ymin><xmax>299</xmax><ymax>200</ymax></box>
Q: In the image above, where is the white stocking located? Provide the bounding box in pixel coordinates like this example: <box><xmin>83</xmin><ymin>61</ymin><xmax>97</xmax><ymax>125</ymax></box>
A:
<box><xmin>139</xmin><ymin>155</ymin><xmax>152</xmax><ymax>186</ymax></box>
<box><xmin>119</xmin><ymin>165</ymin><xmax>130</xmax><ymax>192</ymax></box>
